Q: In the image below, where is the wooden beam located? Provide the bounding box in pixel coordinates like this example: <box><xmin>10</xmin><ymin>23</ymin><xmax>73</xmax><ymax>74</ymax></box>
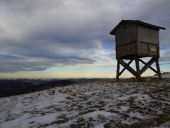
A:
<box><xmin>116</xmin><ymin>59</ymin><xmax>120</xmax><ymax>81</ymax></box>
<box><xmin>140</xmin><ymin>58</ymin><xmax>156</xmax><ymax>75</ymax></box>
<box><xmin>116</xmin><ymin>57</ymin><xmax>161</xmax><ymax>80</ymax></box>
<box><xmin>139</xmin><ymin>58</ymin><xmax>158</xmax><ymax>74</ymax></box>
<box><xmin>135</xmin><ymin>58</ymin><xmax>141</xmax><ymax>80</ymax></box>
<box><xmin>119</xmin><ymin>59</ymin><xmax>137</xmax><ymax>77</ymax></box>
<box><xmin>119</xmin><ymin>59</ymin><xmax>134</xmax><ymax>76</ymax></box>
<box><xmin>155</xmin><ymin>58</ymin><xmax>162</xmax><ymax>79</ymax></box>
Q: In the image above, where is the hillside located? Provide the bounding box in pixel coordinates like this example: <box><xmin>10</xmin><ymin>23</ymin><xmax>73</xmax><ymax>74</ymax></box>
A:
<box><xmin>0</xmin><ymin>79</ymin><xmax>74</xmax><ymax>97</ymax></box>
<box><xmin>0</xmin><ymin>78</ymin><xmax>170</xmax><ymax>128</ymax></box>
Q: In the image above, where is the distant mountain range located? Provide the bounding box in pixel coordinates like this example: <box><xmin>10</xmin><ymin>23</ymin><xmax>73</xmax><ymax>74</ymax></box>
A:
<box><xmin>1</xmin><ymin>72</ymin><xmax>169</xmax><ymax>98</ymax></box>
<box><xmin>0</xmin><ymin>78</ymin><xmax>113</xmax><ymax>98</ymax></box>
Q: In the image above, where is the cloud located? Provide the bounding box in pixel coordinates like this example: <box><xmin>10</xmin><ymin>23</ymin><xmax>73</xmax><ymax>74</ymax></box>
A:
<box><xmin>0</xmin><ymin>0</ymin><xmax>170</xmax><ymax>73</ymax></box>
<box><xmin>160</xmin><ymin>45</ymin><xmax>170</xmax><ymax>63</ymax></box>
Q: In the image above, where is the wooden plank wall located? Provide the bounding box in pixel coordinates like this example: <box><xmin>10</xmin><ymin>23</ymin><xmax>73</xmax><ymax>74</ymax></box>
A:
<box><xmin>115</xmin><ymin>24</ymin><xmax>137</xmax><ymax>46</ymax></box>
<box><xmin>137</xmin><ymin>26</ymin><xmax>159</xmax><ymax>44</ymax></box>
<box><xmin>139</xmin><ymin>42</ymin><xmax>158</xmax><ymax>56</ymax></box>
<box><xmin>116</xmin><ymin>42</ymin><xmax>136</xmax><ymax>58</ymax></box>
<box><xmin>116</xmin><ymin>42</ymin><xmax>159</xmax><ymax>58</ymax></box>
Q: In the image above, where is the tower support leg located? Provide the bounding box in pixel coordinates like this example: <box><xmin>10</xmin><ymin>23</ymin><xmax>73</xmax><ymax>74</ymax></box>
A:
<box><xmin>116</xmin><ymin>59</ymin><xmax>120</xmax><ymax>81</ymax></box>
<box><xmin>135</xmin><ymin>58</ymin><xmax>141</xmax><ymax>80</ymax></box>
<box><xmin>115</xmin><ymin>57</ymin><xmax>161</xmax><ymax>81</ymax></box>
<box><xmin>155</xmin><ymin>58</ymin><xmax>162</xmax><ymax>79</ymax></box>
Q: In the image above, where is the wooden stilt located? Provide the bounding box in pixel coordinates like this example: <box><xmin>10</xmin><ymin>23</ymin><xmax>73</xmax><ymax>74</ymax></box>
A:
<box><xmin>116</xmin><ymin>57</ymin><xmax>161</xmax><ymax>81</ymax></box>
<box><xmin>135</xmin><ymin>58</ymin><xmax>141</xmax><ymax>80</ymax></box>
<box><xmin>155</xmin><ymin>58</ymin><xmax>162</xmax><ymax>79</ymax></box>
<box><xmin>116</xmin><ymin>59</ymin><xmax>120</xmax><ymax>81</ymax></box>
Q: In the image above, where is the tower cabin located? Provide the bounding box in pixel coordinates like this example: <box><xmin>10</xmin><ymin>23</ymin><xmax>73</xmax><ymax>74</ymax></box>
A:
<box><xmin>110</xmin><ymin>20</ymin><xmax>165</xmax><ymax>80</ymax></box>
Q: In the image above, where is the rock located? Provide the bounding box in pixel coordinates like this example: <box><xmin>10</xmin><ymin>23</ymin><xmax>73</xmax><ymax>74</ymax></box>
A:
<box><xmin>67</xmin><ymin>89</ymin><xmax>77</xmax><ymax>96</ymax></box>
<box><xmin>55</xmin><ymin>115</ymin><xmax>69</xmax><ymax>124</ymax></box>
<box><xmin>48</xmin><ymin>89</ymin><xmax>55</xmax><ymax>95</ymax></box>
<box><xmin>77</xmin><ymin>117</ymin><xmax>85</xmax><ymax>122</ymax></box>
<box><xmin>70</xmin><ymin>123</ymin><xmax>80</xmax><ymax>128</ymax></box>
<box><xmin>104</xmin><ymin>122</ymin><xmax>118</xmax><ymax>128</ymax></box>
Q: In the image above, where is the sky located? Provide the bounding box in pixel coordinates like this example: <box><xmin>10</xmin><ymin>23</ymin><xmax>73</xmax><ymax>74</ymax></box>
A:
<box><xmin>0</xmin><ymin>0</ymin><xmax>170</xmax><ymax>79</ymax></box>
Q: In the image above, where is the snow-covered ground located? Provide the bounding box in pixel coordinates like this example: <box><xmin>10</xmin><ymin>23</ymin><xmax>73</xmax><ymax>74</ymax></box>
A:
<box><xmin>0</xmin><ymin>79</ymin><xmax>170</xmax><ymax>128</ymax></box>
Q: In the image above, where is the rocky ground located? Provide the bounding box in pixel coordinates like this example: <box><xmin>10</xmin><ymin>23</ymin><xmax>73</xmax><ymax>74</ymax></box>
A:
<box><xmin>0</xmin><ymin>79</ymin><xmax>170</xmax><ymax>128</ymax></box>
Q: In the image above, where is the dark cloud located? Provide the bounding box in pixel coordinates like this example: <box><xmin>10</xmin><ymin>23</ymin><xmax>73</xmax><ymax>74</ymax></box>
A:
<box><xmin>0</xmin><ymin>0</ymin><xmax>170</xmax><ymax>72</ymax></box>
<box><xmin>0</xmin><ymin>52</ymin><xmax>96</xmax><ymax>72</ymax></box>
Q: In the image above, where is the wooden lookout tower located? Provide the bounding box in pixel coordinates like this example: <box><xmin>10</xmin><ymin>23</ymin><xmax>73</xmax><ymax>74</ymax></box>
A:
<box><xmin>110</xmin><ymin>20</ymin><xmax>165</xmax><ymax>80</ymax></box>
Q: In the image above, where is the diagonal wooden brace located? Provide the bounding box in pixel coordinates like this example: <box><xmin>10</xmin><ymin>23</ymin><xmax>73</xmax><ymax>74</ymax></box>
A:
<box><xmin>139</xmin><ymin>58</ymin><xmax>158</xmax><ymax>74</ymax></box>
<box><xmin>116</xmin><ymin>57</ymin><xmax>161</xmax><ymax>80</ymax></box>
<box><xmin>119</xmin><ymin>59</ymin><xmax>134</xmax><ymax>76</ymax></box>
<box><xmin>140</xmin><ymin>58</ymin><xmax>156</xmax><ymax>75</ymax></box>
<box><xmin>119</xmin><ymin>59</ymin><xmax>137</xmax><ymax>77</ymax></box>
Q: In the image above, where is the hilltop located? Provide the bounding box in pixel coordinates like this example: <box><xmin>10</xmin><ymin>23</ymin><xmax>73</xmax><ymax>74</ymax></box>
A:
<box><xmin>0</xmin><ymin>75</ymin><xmax>170</xmax><ymax>128</ymax></box>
